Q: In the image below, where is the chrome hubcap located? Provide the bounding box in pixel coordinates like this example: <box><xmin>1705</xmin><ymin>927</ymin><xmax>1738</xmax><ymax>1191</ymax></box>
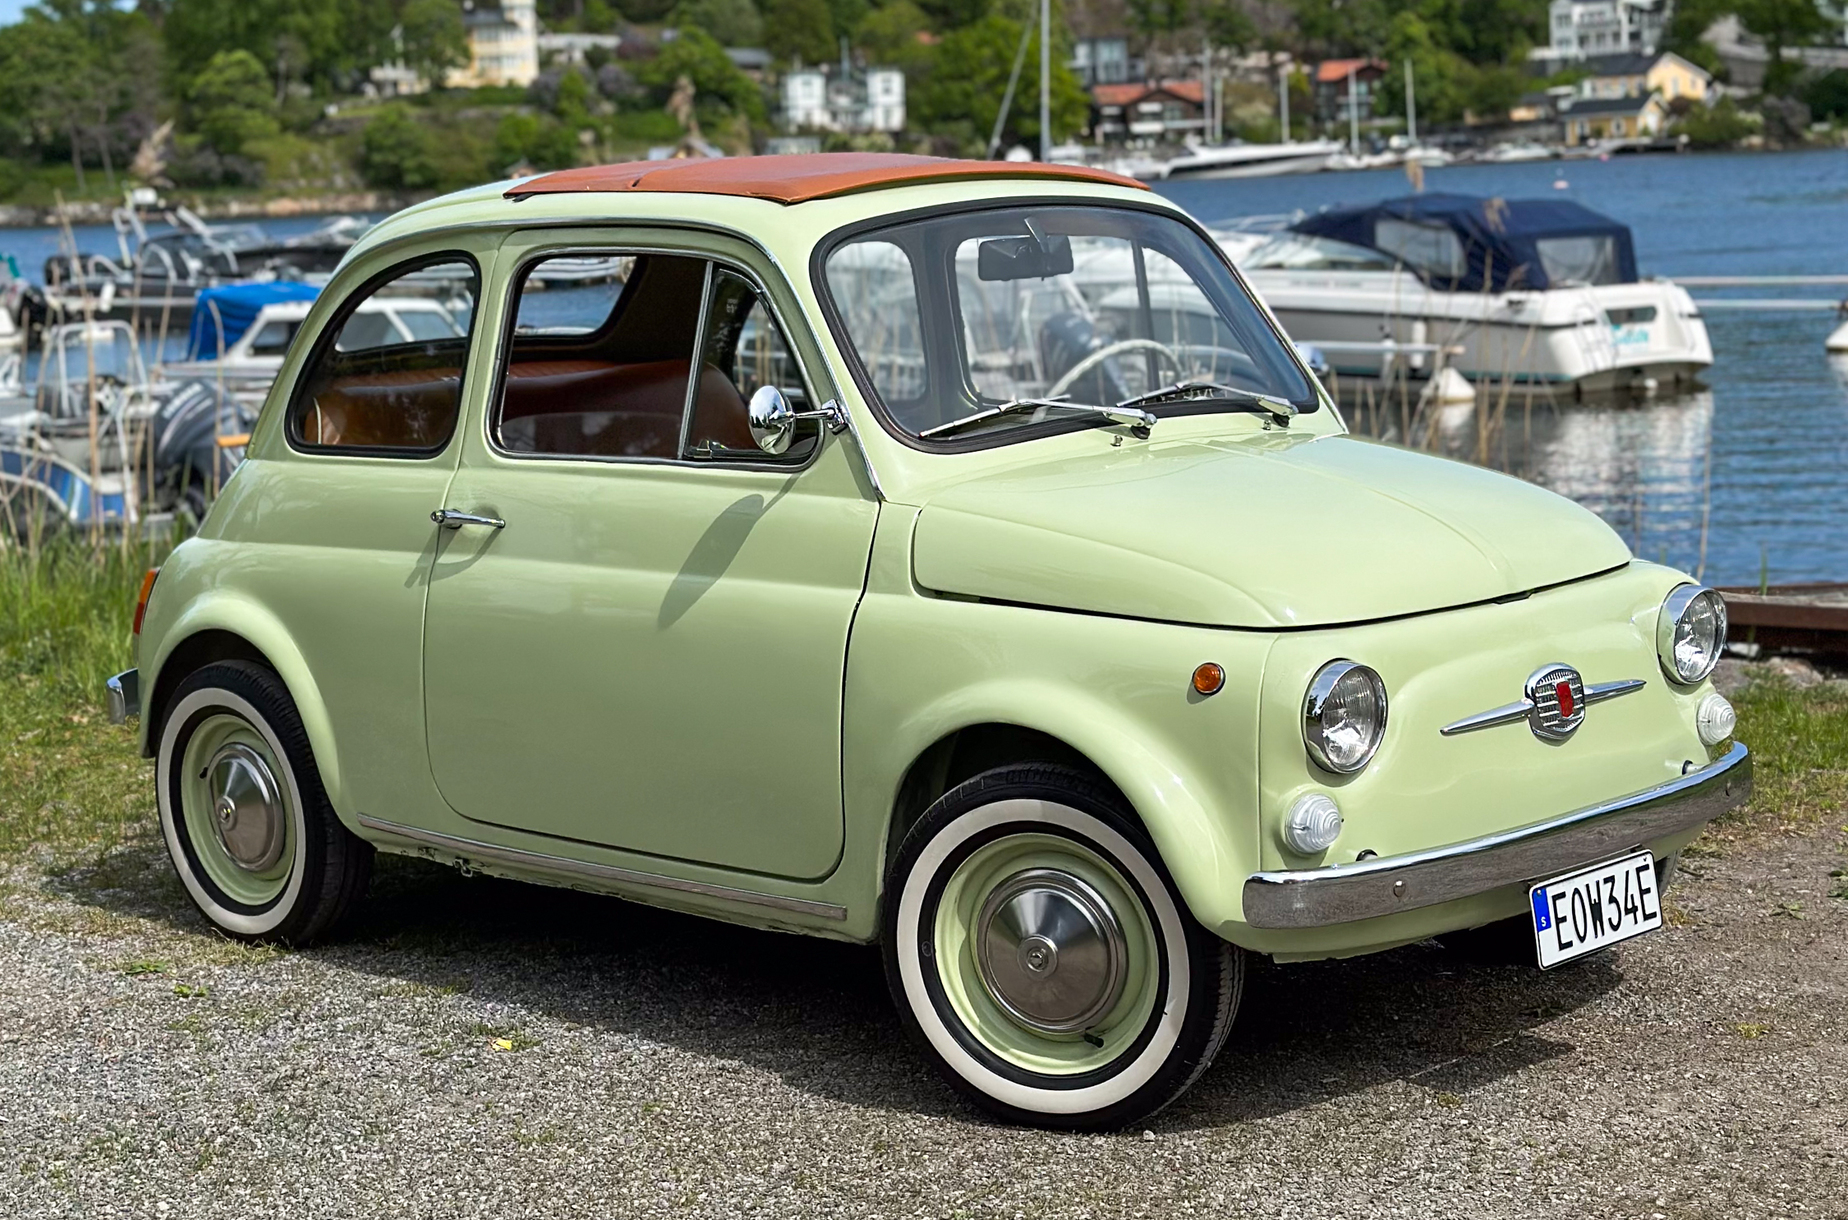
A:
<box><xmin>976</xmin><ymin>868</ymin><xmax>1128</xmax><ymax>1034</ymax></box>
<box><xmin>204</xmin><ymin>743</ymin><xmax>285</xmax><ymax>872</ymax></box>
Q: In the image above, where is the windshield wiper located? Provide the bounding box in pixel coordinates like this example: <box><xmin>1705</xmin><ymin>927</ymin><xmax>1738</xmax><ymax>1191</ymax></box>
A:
<box><xmin>1116</xmin><ymin>381</ymin><xmax>1298</xmax><ymax>426</ymax></box>
<box><xmin>919</xmin><ymin>395</ymin><xmax>1158</xmax><ymax>440</ymax></box>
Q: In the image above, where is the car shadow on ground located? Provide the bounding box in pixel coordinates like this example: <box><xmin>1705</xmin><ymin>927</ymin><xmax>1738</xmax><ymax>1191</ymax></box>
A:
<box><xmin>45</xmin><ymin>838</ymin><xmax>1621</xmax><ymax>1132</ymax></box>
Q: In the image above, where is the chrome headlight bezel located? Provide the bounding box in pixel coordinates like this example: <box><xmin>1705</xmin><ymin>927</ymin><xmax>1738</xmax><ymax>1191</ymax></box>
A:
<box><xmin>1302</xmin><ymin>660</ymin><xmax>1388</xmax><ymax>774</ymax></box>
<box><xmin>1656</xmin><ymin>584</ymin><xmax>1727</xmax><ymax>686</ymax></box>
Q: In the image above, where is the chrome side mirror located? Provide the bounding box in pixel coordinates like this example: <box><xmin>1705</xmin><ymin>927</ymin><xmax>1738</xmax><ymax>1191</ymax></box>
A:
<box><xmin>747</xmin><ymin>385</ymin><xmax>849</xmax><ymax>455</ymax></box>
<box><xmin>748</xmin><ymin>385</ymin><xmax>797</xmax><ymax>455</ymax></box>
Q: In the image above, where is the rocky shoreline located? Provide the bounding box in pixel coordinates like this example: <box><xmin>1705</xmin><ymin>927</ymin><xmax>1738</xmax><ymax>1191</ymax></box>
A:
<box><xmin>0</xmin><ymin>191</ymin><xmax>424</xmax><ymax>228</ymax></box>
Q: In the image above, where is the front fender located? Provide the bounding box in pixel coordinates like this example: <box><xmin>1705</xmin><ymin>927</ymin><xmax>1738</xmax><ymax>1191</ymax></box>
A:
<box><xmin>843</xmin><ymin>593</ymin><xmax>1274</xmax><ymax>936</ymax></box>
<box><xmin>141</xmin><ymin>585</ymin><xmax>345</xmax><ymax>817</ymax></box>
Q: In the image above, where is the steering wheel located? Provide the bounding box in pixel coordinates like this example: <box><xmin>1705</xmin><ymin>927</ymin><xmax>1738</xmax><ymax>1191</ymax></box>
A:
<box><xmin>1046</xmin><ymin>338</ymin><xmax>1185</xmax><ymax>400</ymax></box>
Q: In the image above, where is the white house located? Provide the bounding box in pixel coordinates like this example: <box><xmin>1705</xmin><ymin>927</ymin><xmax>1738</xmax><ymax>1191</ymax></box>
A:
<box><xmin>782</xmin><ymin>66</ymin><xmax>905</xmax><ymax>134</ymax></box>
<box><xmin>1532</xmin><ymin>0</ymin><xmax>1669</xmax><ymax>64</ymax></box>
<box><xmin>454</xmin><ymin>0</ymin><xmax>540</xmax><ymax>88</ymax></box>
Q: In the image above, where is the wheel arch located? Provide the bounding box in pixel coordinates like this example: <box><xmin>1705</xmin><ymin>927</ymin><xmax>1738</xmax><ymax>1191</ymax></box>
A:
<box><xmin>865</xmin><ymin>683</ymin><xmax>1253</xmax><ymax>933</ymax></box>
<box><xmin>142</xmin><ymin>597</ymin><xmax>344</xmax><ymax>813</ymax></box>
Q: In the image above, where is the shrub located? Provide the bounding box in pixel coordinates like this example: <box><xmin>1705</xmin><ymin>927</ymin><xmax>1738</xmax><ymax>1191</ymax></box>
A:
<box><xmin>359</xmin><ymin>104</ymin><xmax>439</xmax><ymax>190</ymax></box>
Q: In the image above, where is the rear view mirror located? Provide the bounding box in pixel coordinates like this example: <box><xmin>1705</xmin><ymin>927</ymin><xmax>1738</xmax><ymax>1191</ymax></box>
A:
<box><xmin>977</xmin><ymin>232</ymin><xmax>1074</xmax><ymax>281</ymax></box>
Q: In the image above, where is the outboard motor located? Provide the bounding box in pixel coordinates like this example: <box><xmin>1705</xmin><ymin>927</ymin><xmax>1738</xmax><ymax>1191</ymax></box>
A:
<box><xmin>150</xmin><ymin>380</ymin><xmax>256</xmax><ymax>521</ymax></box>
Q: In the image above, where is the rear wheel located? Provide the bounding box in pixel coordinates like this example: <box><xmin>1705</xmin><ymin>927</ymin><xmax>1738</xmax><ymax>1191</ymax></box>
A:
<box><xmin>883</xmin><ymin>764</ymin><xmax>1242</xmax><ymax>1129</ymax></box>
<box><xmin>157</xmin><ymin>661</ymin><xmax>371</xmax><ymax>944</ymax></box>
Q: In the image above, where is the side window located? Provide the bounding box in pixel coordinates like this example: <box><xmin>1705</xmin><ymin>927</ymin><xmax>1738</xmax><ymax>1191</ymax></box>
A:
<box><xmin>683</xmin><ymin>268</ymin><xmax>818</xmax><ymax>462</ymax></box>
<box><xmin>495</xmin><ymin>252</ymin><xmax>705</xmax><ymax>460</ymax></box>
<box><xmin>1374</xmin><ymin>219</ymin><xmax>1464</xmax><ymax>280</ymax></box>
<box><xmin>288</xmin><ymin>256</ymin><xmax>478</xmax><ymax>454</ymax></box>
<box><xmin>248</xmin><ymin>320</ymin><xmax>298</xmax><ymax>357</ymax></box>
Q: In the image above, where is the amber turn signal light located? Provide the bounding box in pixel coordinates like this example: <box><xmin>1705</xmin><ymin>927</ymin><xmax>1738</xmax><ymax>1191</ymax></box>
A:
<box><xmin>1191</xmin><ymin>662</ymin><xmax>1224</xmax><ymax>696</ymax></box>
<box><xmin>133</xmin><ymin>568</ymin><xmax>160</xmax><ymax>636</ymax></box>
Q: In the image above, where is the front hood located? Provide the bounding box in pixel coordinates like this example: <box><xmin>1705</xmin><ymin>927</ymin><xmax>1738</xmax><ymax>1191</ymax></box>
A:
<box><xmin>910</xmin><ymin>433</ymin><xmax>1630</xmax><ymax>629</ymax></box>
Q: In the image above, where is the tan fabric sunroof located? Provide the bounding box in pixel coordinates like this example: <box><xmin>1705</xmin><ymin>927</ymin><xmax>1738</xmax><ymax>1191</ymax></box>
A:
<box><xmin>503</xmin><ymin>153</ymin><xmax>1147</xmax><ymax>205</ymax></box>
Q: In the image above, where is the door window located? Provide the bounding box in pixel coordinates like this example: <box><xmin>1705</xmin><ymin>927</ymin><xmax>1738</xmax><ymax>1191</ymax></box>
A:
<box><xmin>493</xmin><ymin>250</ymin><xmax>817</xmax><ymax>464</ymax></box>
<box><xmin>494</xmin><ymin>252</ymin><xmax>705</xmax><ymax>460</ymax></box>
<box><xmin>683</xmin><ymin>267</ymin><xmax>818</xmax><ymax>462</ymax></box>
<box><xmin>288</xmin><ymin>255</ymin><xmax>479</xmax><ymax>454</ymax></box>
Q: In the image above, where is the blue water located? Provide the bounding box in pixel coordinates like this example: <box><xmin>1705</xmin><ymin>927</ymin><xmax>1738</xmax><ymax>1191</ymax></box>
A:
<box><xmin>1156</xmin><ymin>150</ymin><xmax>1848</xmax><ymax>586</ymax></box>
<box><xmin>8</xmin><ymin>158</ymin><xmax>1848</xmax><ymax>584</ymax></box>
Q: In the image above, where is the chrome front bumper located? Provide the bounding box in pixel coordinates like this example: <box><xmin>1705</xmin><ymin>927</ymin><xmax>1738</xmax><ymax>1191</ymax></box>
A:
<box><xmin>106</xmin><ymin>669</ymin><xmax>140</xmax><ymax>725</ymax></box>
<box><xmin>1242</xmin><ymin>742</ymin><xmax>1751</xmax><ymax>930</ymax></box>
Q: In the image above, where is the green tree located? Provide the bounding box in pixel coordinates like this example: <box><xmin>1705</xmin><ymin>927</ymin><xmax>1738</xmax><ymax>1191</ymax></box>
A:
<box><xmin>360</xmin><ymin>103</ymin><xmax>439</xmax><ymax>188</ymax></box>
<box><xmin>493</xmin><ymin>112</ymin><xmax>580</xmax><ymax>172</ymax></box>
<box><xmin>671</xmin><ymin>0</ymin><xmax>766</xmax><ymax>46</ymax></box>
<box><xmin>855</xmin><ymin>0</ymin><xmax>931</xmax><ymax>67</ymax></box>
<box><xmin>162</xmin><ymin>0</ymin><xmax>400</xmax><ymax>98</ymax></box>
<box><xmin>1803</xmin><ymin>68</ymin><xmax>1848</xmax><ymax>120</ymax></box>
<box><xmin>1670</xmin><ymin>96</ymin><xmax>1759</xmax><ymax>146</ymax></box>
<box><xmin>915</xmin><ymin>0</ymin><xmax>989</xmax><ymax>30</ymax></box>
<box><xmin>188</xmin><ymin>49</ymin><xmax>281</xmax><ymax>156</ymax></box>
<box><xmin>911</xmin><ymin>14</ymin><xmax>1088</xmax><ymax>152</ymax></box>
<box><xmin>764</xmin><ymin>0</ymin><xmax>836</xmax><ymax>64</ymax></box>
<box><xmin>399</xmin><ymin>0</ymin><xmax>469</xmax><ymax>87</ymax></box>
<box><xmin>638</xmin><ymin>27</ymin><xmax>766</xmax><ymax>120</ymax></box>
<box><xmin>1736</xmin><ymin>0</ymin><xmax>1833</xmax><ymax>94</ymax></box>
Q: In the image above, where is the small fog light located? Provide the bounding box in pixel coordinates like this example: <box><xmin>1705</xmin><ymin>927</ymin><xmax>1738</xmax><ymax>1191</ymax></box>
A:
<box><xmin>1696</xmin><ymin>693</ymin><xmax>1736</xmax><ymax>746</ymax></box>
<box><xmin>1283</xmin><ymin>793</ymin><xmax>1343</xmax><ymax>855</ymax></box>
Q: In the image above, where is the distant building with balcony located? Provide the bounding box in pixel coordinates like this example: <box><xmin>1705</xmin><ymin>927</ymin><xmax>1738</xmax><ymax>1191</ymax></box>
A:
<box><xmin>1532</xmin><ymin>0</ymin><xmax>1668</xmax><ymax>66</ymax></box>
<box><xmin>454</xmin><ymin>0</ymin><xmax>539</xmax><ymax>88</ymax></box>
<box><xmin>1088</xmin><ymin>81</ymin><xmax>1205</xmax><ymax>144</ymax></box>
<box><xmin>1070</xmin><ymin>37</ymin><xmax>1139</xmax><ymax>86</ymax></box>
<box><xmin>1313</xmin><ymin>58</ymin><xmax>1387</xmax><ymax>129</ymax></box>
<box><xmin>782</xmin><ymin>65</ymin><xmax>905</xmax><ymax>133</ymax></box>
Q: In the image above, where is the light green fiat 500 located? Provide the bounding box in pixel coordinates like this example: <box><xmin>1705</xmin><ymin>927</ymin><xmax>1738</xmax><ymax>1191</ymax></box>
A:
<box><xmin>111</xmin><ymin>154</ymin><xmax>1749</xmax><ymax>1129</ymax></box>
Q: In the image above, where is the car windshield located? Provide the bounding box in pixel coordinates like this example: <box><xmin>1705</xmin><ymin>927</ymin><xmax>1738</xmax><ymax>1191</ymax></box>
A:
<box><xmin>821</xmin><ymin>205</ymin><xmax>1317</xmax><ymax>444</ymax></box>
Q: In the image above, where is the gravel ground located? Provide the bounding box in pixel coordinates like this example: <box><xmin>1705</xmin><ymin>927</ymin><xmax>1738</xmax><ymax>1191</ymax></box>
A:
<box><xmin>1</xmin><ymin>823</ymin><xmax>1844</xmax><ymax>1219</ymax></box>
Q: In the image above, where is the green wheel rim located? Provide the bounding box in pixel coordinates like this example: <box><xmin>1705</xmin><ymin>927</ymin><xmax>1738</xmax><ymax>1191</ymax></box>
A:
<box><xmin>178</xmin><ymin>712</ymin><xmax>296</xmax><ymax>909</ymax></box>
<box><xmin>933</xmin><ymin>831</ymin><xmax>1162</xmax><ymax>1076</ymax></box>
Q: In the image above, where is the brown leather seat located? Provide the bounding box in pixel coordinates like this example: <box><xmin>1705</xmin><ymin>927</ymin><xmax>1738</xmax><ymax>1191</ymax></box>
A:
<box><xmin>304</xmin><ymin>366</ymin><xmax>462</xmax><ymax>448</ymax></box>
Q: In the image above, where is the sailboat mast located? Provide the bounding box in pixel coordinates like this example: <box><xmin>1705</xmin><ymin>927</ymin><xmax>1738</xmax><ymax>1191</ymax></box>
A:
<box><xmin>1347</xmin><ymin>62</ymin><xmax>1359</xmax><ymax>153</ymax></box>
<box><xmin>1039</xmin><ymin>0</ymin><xmax>1050</xmax><ymax>160</ymax></box>
<box><xmin>1279</xmin><ymin>57</ymin><xmax>1289</xmax><ymax>140</ymax></box>
<box><xmin>1406</xmin><ymin>59</ymin><xmax>1417</xmax><ymax>144</ymax></box>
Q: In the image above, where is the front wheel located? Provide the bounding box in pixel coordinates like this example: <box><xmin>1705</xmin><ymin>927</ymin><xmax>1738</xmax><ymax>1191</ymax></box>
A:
<box><xmin>882</xmin><ymin>764</ymin><xmax>1242</xmax><ymax>1129</ymax></box>
<box><xmin>156</xmin><ymin>661</ymin><xmax>372</xmax><ymax>945</ymax></box>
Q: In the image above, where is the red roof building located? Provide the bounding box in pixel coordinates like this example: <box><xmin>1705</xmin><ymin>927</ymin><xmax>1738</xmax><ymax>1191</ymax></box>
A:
<box><xmin>1313</xmin><ymin>58</ymin><xmax>1389</xmax><ymax>130</ymax></box>
<box><xmin>1088</xmin><ymin>80</ymin><xmax>1207</xmax><ymax>144</ymax></box>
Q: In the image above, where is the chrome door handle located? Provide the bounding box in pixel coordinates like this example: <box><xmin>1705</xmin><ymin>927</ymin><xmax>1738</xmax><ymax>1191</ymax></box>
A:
<box><xmin>431</xmin><ymin>509</ymin><xmax>505</xmax><ymax>530</ymax></box>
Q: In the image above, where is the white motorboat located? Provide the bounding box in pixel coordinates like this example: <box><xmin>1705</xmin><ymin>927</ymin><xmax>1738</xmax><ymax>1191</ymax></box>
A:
<box><xmin>1227</xmin><ymin>193</ymin><xmax>1712</xmax><ymax>395</ymax></box>
<box><xmin>1481</xmin><ymin>141</ymin><xmax>1559</xmax><ymax>163</ymax></box>
<box><xmin>160</xmin><ymin>280</ymin><xmax>468</xmax><ymax>405</ymax></box>
<box><xmin>1154</xmin><ymin>139</ymin><xmax>1344</xmax><ymax>180</ymax></box>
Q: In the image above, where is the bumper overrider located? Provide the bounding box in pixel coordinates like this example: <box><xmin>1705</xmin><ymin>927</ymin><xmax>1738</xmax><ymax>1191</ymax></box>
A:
<box><xmin>1242</xmin><ymin>742</ymin><xmax>1750</xmax><ymax>930</ymax></box>
<box><xmin>106</xmin><ymin>669</ymin><xmax>140</xmax><ymax>725</ymax></box>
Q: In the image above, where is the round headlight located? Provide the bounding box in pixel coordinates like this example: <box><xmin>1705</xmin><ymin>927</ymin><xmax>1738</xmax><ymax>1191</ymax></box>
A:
<box><xmin>1656</xmin><ymin>585</ymin><xmax>1727</xmax><ymax>685</ymax></box>
<box><xmin>1303</xmin><ymin>660</ymin><xmax>1388</xmax><ymax>774</ymax></box>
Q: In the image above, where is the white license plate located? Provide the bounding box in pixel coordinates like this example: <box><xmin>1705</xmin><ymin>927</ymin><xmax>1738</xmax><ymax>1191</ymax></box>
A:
<box><xmin>1530</xmin><ymin>850</ymin><xmax>1661</xmax><ymax>969</ymax></box>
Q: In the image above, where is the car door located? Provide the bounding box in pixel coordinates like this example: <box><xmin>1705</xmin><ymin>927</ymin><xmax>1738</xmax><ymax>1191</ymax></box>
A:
<box><xmin>232</xmin><ymin>244</ymin><xmax>489</xmax><ymax>827</ymax></box>
<box><xmin>420</xmin><ymin>227</ymin><xmax>880</xmax><ymax>880</ymax></box>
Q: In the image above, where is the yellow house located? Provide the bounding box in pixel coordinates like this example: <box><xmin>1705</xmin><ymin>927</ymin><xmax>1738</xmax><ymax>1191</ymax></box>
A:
<box><xmin>1560</xmin><ymin>93</ymin><xmax>1669</xmax><ymax>145</ymax></box>
<box><xmin>1577</xmin><ymin>51</ymin><xmax>1714</xmax><ymax>105</ymax></box>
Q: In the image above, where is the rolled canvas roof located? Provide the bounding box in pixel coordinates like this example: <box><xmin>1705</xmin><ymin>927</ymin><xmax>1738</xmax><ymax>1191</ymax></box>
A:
<box><xmin>1291</xmin><ymin>193</ymin><xmax>1639</xmax><ymax>292</ymax></box>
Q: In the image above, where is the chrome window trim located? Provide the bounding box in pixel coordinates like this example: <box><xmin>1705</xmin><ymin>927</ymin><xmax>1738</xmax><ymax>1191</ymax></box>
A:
<box><xmin>1241</xmin><ymin>741</ymin><xmax>1750</xmax><ymax>930</ymax></box>
<box><xmin>355</xmin><ymin>814</ymin><xmax>848</xmax><ymax>921</ymax></box>
<box><xmin>481</xmin><ymin>239</ymin><xmax>834</xmax><ymax>476</ymax></box>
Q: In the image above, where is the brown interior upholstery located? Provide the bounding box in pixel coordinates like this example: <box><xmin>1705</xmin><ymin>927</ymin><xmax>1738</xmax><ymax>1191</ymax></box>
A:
<box><xmin>303</xmin><ymin>366</ymin><xmax>462</xmax><ymax>449</ymax></box>
<box><xmin>496</xmin><ymin>359</ymin><xmax>754</xmax><ymax>459</ymax></box>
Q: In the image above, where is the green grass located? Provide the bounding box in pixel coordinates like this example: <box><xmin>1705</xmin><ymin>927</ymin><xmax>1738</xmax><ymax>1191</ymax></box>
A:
<box><xmin>3</xmin><ymin>537</ymin><xmax>1846</xmax><ymax>869</ymax></box>
<box><xmin>0</xmin><ymin>537</ymin><xmax>164</xmax><ymax>861</ymax></box>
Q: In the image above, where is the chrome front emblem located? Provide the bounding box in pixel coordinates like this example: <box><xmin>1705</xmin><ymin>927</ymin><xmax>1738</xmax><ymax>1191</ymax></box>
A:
<box><xmin>1525</xmin><ymin>664</ymin><xmax>1586</xmax><ymax>740</ymax></box>
<box><xmin>1440</xmin><ymin>666</ymin><xmax>1647</xmax><ymax>740</ymax></box>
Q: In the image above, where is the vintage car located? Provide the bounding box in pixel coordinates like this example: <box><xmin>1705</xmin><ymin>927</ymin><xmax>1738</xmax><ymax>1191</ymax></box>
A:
<box><xmin>109</xmin><ymin>154</ymin><xmax>1749</xmax><ymax>1129</ymax></box>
